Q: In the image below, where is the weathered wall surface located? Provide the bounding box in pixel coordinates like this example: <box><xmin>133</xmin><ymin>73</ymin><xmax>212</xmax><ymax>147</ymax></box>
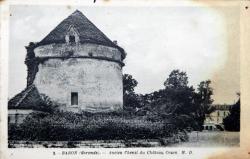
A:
<box><xmin>33</xmin><ymin>43</ymin><xmax>123</xmax><ymax>112</ymax></box>
<box><xmin>34</xmin><ymin>43</ymin><xmax>122</xmax><ymax>61</ymax></box>
<box><xmin>8</xmin><ymin>109</ymin><xmax>37</xmax><ymax>124</ymax></box>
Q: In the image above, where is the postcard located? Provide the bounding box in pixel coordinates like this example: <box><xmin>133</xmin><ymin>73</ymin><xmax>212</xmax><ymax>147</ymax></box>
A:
<box><xmin>0</xmin><ymin>0</ymin><xmax>250</xmax><ymax>159</ymax></box>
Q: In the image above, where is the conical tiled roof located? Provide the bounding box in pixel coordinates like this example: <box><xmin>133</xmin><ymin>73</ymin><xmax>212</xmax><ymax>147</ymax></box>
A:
<box><xmin>39</xmin><ymin>10</ymin><xmax>124</xmax><ymax>57</ymax></box>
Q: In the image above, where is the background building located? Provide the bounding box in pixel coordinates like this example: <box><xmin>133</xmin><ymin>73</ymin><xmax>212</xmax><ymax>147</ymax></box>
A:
<box><xmin>205</xmin><ymin>104</ymin><xmax>232</xmax><ymax>125</ymax></box>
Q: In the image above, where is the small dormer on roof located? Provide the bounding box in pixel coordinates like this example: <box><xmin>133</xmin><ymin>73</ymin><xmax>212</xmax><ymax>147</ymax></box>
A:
<box><xmin>65</xmin><ymin>25</ymin><xmax>80</xmax><ymax>44</ymax></box>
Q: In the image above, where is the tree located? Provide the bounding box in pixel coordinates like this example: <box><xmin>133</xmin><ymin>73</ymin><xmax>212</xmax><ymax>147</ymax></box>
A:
<box><xmin>137</xmin><ymin>70</ymin><xmax>197</xmax><ymax>129</ymax></box>
<box><xmin>122</xmin><ymin>70</ymin><xmax>217</xmax><ymax>131</ymax></box>
<box><xmin>164</xmin><ymin>70</ymin><xmax>188</xmax><ymax>89</ymax></box>
<box><xmin>161</xmin><ymin>70</ymin><xmax>195</xmax><ymax>115</ymax></box>
<box><xmin>159</xmin><ymin>71</ymin><xmax>215</xmax><ymax>130</ymax></box>
<box><xmin>123</xmin><ymin>74</ymin><xmax>140</xmax><ymax>110</ymax></box>
<box><xmin>194</xmin><ymin>80</ymin><xmax>215</xmax><ymax>130</ymax></box>
<box><xmin>223</xmin><ymin>99</ymin><xmax>240</xmax><ymax>131</ymax></box>
<box><xmin>123</xmin><ymin>74</ymin><xmax>138</xmax><ymax>94</ymax></box>
<box><xmin>197</xmin><ymin>80</ymin><xmax>213</xmax><ymax>105</ymax></box>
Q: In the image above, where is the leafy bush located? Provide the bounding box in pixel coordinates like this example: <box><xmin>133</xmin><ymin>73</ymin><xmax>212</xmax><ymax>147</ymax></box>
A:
<box><xmin>223</xmin><ymin>99</ymin><xmax>240</xmax><ymax>131</ymax></box>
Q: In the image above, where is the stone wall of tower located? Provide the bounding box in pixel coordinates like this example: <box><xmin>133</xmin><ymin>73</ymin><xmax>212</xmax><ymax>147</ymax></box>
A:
<box><xmin>32</xmin><ymin>43</ymin><xmax>123</xmax><ymax>112</ymax></box>
<box><xmin>34</xmin><ymin>43</ymin><xmax>122</xmax><ymax>61</ymax></box>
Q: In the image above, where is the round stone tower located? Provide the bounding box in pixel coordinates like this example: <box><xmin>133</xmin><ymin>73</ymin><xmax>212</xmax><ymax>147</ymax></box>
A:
<box><xmin>25</xmin><ymin>10</ymin><xmax>126</xmax><ymax>112</ymax></box>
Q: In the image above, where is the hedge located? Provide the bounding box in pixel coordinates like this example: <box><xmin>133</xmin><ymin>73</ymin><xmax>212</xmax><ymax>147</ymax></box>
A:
<box><xmin>8</xmin><ymin>111</ymin><xmax>179</xmax><ymax>141</ymax></box>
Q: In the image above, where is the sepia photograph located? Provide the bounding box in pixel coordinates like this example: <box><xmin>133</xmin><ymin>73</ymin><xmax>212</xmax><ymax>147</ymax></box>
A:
<box><xmin>6</xmin><ymin>3</ymin><xmax>241</xmax><ymax>149</ymax></box>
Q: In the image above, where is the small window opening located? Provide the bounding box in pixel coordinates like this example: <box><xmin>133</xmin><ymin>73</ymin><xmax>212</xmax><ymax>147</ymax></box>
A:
<box><xmin>15</xmin><ymin>113</ymin><xmax>18</xmax><ymax>124</ymax></box>
<box><xmin>88</xmin><ymin>52</ymin><xmax>93</xmax><ymax>57</ymax></box>
<box><xmin>71</xmin><ymin>92</ymin><xmax>78</xmax><ymax>105</ymax></box>
<box><xmin>69</xmin><ymin>35</ymin><xmax>76</xmax><ymax>44</ymax></box>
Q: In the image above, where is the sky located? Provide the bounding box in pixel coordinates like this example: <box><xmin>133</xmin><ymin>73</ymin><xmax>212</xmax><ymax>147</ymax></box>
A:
<box><xmin>9</xmin><ymin>5</ymin><xmax>240</xmax><ymax>104</ymax></box>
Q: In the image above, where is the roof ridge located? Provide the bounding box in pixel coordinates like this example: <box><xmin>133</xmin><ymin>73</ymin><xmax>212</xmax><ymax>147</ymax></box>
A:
<box><xmin>72</xmin><ymin>9</ymin><xmax>85</xmax><ymax>16</ymax></box>
<box><xmin>72</xmin><ymin>10</ymin><xmax>114</xmax><ymax>43</ymax></box>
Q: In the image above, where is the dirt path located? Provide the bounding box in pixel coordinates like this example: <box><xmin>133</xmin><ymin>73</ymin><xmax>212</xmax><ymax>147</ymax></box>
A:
<box><xmin>170</xmin><ymin>131</ymin><xmax>240</xmax><ymax>147</ymax></box>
